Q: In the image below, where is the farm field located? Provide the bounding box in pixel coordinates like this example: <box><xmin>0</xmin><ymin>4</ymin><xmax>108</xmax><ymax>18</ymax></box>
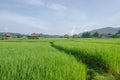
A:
<box><xmin>0</xmin><ymin>38</ymin><xmax>120</xmax><ymax>80</ymax></box>
<box><xmin>0</xmin><ymin>40</ymin><xmax>86</xmax><ymax>80</ymax></box>
<box><xmin>52</xmin><ymin>38</ymin><xmax>120</xmax><ymax>79</ymax></box>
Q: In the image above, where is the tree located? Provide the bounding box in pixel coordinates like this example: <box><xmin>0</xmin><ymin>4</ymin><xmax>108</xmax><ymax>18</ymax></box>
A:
<box><xmin>72</xmin><ymin>34</ymin><xmax>78</xmax><ymax>38</ymax></box>
<box><xmin>64</xmin><ymin>34</ymin><xmax>69</xmax><ymax>38</ymax></box>
<box><xmin>81</xmin><ymin>32</ymin><xmax>92</xmax><ymax>38</ymax></box>
<box><xmin>112</xmin><ymin>30</ymin><xmax>120</xmax><ymax>38</ymax></box>
<box><xmin>93</xmin><ymin>32</ymin><xmax>100</xmax><ymax>37</ymax></box>
<box><xmin>112</xmin><ymin>34</ymin><xmax>120</xmax><ymax>38</ymax></box>
<box><xmin>116</xmin><ymin>30</ymin><xmax>120</xmax><ymax>34</ymax></box>
<box><xmin>107</xmin><ymin>33</ymin><xmax>113</xmax><ymax>37</ymax></box>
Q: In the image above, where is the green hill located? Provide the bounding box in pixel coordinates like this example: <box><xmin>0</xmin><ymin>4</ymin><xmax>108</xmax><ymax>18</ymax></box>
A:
<box><xmin>90</xmin><ymin>27</ymin><xmax>120</xmax><ymax>34</ymax></box>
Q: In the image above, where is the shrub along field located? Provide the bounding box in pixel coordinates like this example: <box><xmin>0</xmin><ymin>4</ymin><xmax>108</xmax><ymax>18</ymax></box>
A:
<box><xmin>0</xmin><ymin>38</ymin><xmax>120</xmax><ymax>80</ymax></box>
<box><xmin>0</xmin><ymin>41</ymin><xmax>86</xmax><ymax>80</ymax></box>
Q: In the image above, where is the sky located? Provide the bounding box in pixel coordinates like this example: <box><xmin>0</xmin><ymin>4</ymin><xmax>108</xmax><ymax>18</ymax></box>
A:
<box><xmin>0</xmin><ymin>0</ymin><xmax>120</xmax><ymax>35</ymax></box>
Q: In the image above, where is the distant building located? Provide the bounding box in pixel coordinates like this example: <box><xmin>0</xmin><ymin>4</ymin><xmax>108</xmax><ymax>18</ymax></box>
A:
<box><xmin>28</xmin><ymin>33</ymin><xmax>40</xmax><ymax>39</ymax></box>
<box><xmin>2</xmin><ymin>34</ymin><xmax>12</xmax><ymax>40</ymax></box>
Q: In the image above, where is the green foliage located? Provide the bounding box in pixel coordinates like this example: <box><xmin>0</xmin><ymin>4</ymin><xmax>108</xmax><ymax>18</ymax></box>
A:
<box><xmin>93</xmin><ymin>32</ymin><xmax>100</xmax><ymax>37</ymax></box>
<box><xmin>0</xmin><ymin>41</ymin><xmax>86</xmax><ymax>80</ymax></box>
<box><xmin>72</xmin><ymin>34</ymin><xmax>78</xmax><ymax>38</ymax></box>
<box><xmin>82</xmin><ymin>32</ymin><xmax>92</xmax><ymax>38</ymax></box>
<box><xmin>0</xmin><ymin>38</ymin><xmax>120</xmax><ymax>80</ymax></box>
<box><xmin>112</xmin><ymin>34</ymin><xmax>120</xmax><ymax>38</ymax></box>
<box><xmin>116</xmin><ymin>30</ymin><xmax>120</xmax><ymax>34</ymax></box>
<box><xmin>53</xmin><ymin>38</ymin><xmax>120</xmax><ymax>75</ymax></box>
<box><xmin>113</xmin><ymin>30</ymin><xmax>120</xmax><ymax>38</ymax></box>
<box><xmin>64</xmin><ymin>34</ymin><xmax>69</xmax><ymax>38</ymax></box>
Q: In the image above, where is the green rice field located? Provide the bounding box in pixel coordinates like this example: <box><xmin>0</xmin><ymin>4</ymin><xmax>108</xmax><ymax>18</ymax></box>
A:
<box><xmin>0</xmin><ymin>38</ymin><xmax>120</xmax><ymax>80</ymax></box>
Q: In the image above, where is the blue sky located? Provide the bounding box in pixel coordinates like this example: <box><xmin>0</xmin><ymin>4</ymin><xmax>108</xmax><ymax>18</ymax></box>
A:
<box><xmin>0</xmin><ymin>0</ymin><xmax>120</xmax><ymax>35</ymax></box>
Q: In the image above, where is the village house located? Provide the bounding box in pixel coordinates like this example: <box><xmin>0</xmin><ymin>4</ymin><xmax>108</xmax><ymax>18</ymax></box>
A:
<box><xmin>2</xmin><ymin>34</ymin><xmax>12</xmax><ymax>40</ymax></box>
<box><xmin>28</xmin><ymin>33</ymin><xmax>40</xmax><ymax>39</ymax></box>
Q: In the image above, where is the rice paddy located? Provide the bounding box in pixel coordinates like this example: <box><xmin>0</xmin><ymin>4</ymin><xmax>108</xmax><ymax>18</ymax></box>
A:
<box><xmin>0</xmin><ymin>38</ymin><xmax>120</xmax><ymax>80</ymax></box>
<box><xmin>52</xmin><ymin>39</ymin><xmax>120</xmax><ymax>76</ymax></box>
<box><xmin>0</xmin><ymin>41</ymin><xmax>86</xmax><ymax>80</ymax></box>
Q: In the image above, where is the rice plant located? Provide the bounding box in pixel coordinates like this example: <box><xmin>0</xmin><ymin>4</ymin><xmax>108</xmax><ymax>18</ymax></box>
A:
<box><xmin>0</xmin><ymin>41</ymin><xmax>86</xmax><ymax>80</ymax></box>
<box><xmin>53</xmin><ymin>38</ymin><xmax>120</xmax><ymax>75</ymax></box>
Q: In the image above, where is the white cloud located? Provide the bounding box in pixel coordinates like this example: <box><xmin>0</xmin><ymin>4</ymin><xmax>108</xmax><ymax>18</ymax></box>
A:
<box><xmin>48</xmin><ymin>3</ymin><xmax>66</xmax><ymax>11</ymax></box>
<box><xmin>77</xmin><ymin>12</ymin><xmax>120</xmax><ymax>33</ymax></box>
<box><xmin>0</xmin><ymin>26</ymin><xmax>9</xmax><ymax>32</ymax></box>
<box><xmin>0</xmin><ymin>11</ymin><xmax>49</xmax><ymax>30</ymax></box>
<box><xmin>4</xmin><ymin>27</ymin><xmax>9</xmax><ymax>32</ymax></box>
<box><xmin>19</xmin><ymin>0</ymin><xmax>66</xmax><ymax>11</ymax></box>
<box><xmin>65</xmin><ymin>11</ymin><xmax>120</xmax><ymax>34</ymax></box>
<box><xmin>19</xmin><ymin>0</ymin><xmax>44</xmax><ymax>6</ymax></box>
<box><xmin>68</xmin><ymin>26</ymin><xmax>77</xmax><ymax>36</ymax></box>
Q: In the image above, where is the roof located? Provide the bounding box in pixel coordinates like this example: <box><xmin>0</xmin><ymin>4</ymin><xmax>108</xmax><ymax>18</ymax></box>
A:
<box><xmin>28</xmin><ymin>33</ymin><xmax>40</xmax><ymax>37</ymax></box>
<box><xmin>4</xmin><ymin>34</ymin><xmax>12</xmax><ymax>37</ymax></box>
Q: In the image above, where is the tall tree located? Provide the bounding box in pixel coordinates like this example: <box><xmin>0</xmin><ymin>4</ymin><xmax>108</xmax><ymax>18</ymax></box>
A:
<box><xmin>72</xmin><ymin>34</ymin><xmax>78</xmax><ymax>38</ymax></box>
<box><xmin>113</xmin><ymin>30</ymin><xmax>120</xmax><ymax>38</ymax></box>
<box><xmin>116</xmin><ymin>30</ymin><xmax>120</xmax><ymax>34</ymax></box>
<box><xmin>64</xmin><ymin>34</ymin><xmax>69</xmax><ymax>38</ymax></box>
<box><xmin>81</xmin><ymin>32</ymin><xmax>92</xmax><ymax>38</ymax></box>
<box><xmin>93</xmin><ymin>32</ymin><xmax>100</xmax><ymax>37</ymax></box>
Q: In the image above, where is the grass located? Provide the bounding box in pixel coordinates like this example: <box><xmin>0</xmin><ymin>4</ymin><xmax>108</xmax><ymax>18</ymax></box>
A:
<box><xmin>0</xmin><ymin>38</ymin><xmax>120</xmax><ymax>80</ymax></box>
<box><xmin>53</xmin><ymin>38</ymin><xmax>120</xmax><ymax>75</ymax></box>
<box><xmin>0</xmin><ymin>41</ymin><xmax>86</xmax><ymax>80</ymax></box>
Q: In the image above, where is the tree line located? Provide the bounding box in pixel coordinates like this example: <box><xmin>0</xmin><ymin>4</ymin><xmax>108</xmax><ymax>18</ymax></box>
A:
<box><xmin>0</xmin><ymin>30</ymin><xmax>120</xmax><ymax>39</ymax></box>
<box><xmin>64</xmin><ymin>30</ymin><xmax>120</xmax><ymax>38</ymax></box>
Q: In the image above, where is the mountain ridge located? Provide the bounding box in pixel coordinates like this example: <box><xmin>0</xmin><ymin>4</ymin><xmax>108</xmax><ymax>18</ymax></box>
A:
<box><xmin>90</xmin><ymin>27</ymin><xmax>120</xmax><ymax>34</ymax></box>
